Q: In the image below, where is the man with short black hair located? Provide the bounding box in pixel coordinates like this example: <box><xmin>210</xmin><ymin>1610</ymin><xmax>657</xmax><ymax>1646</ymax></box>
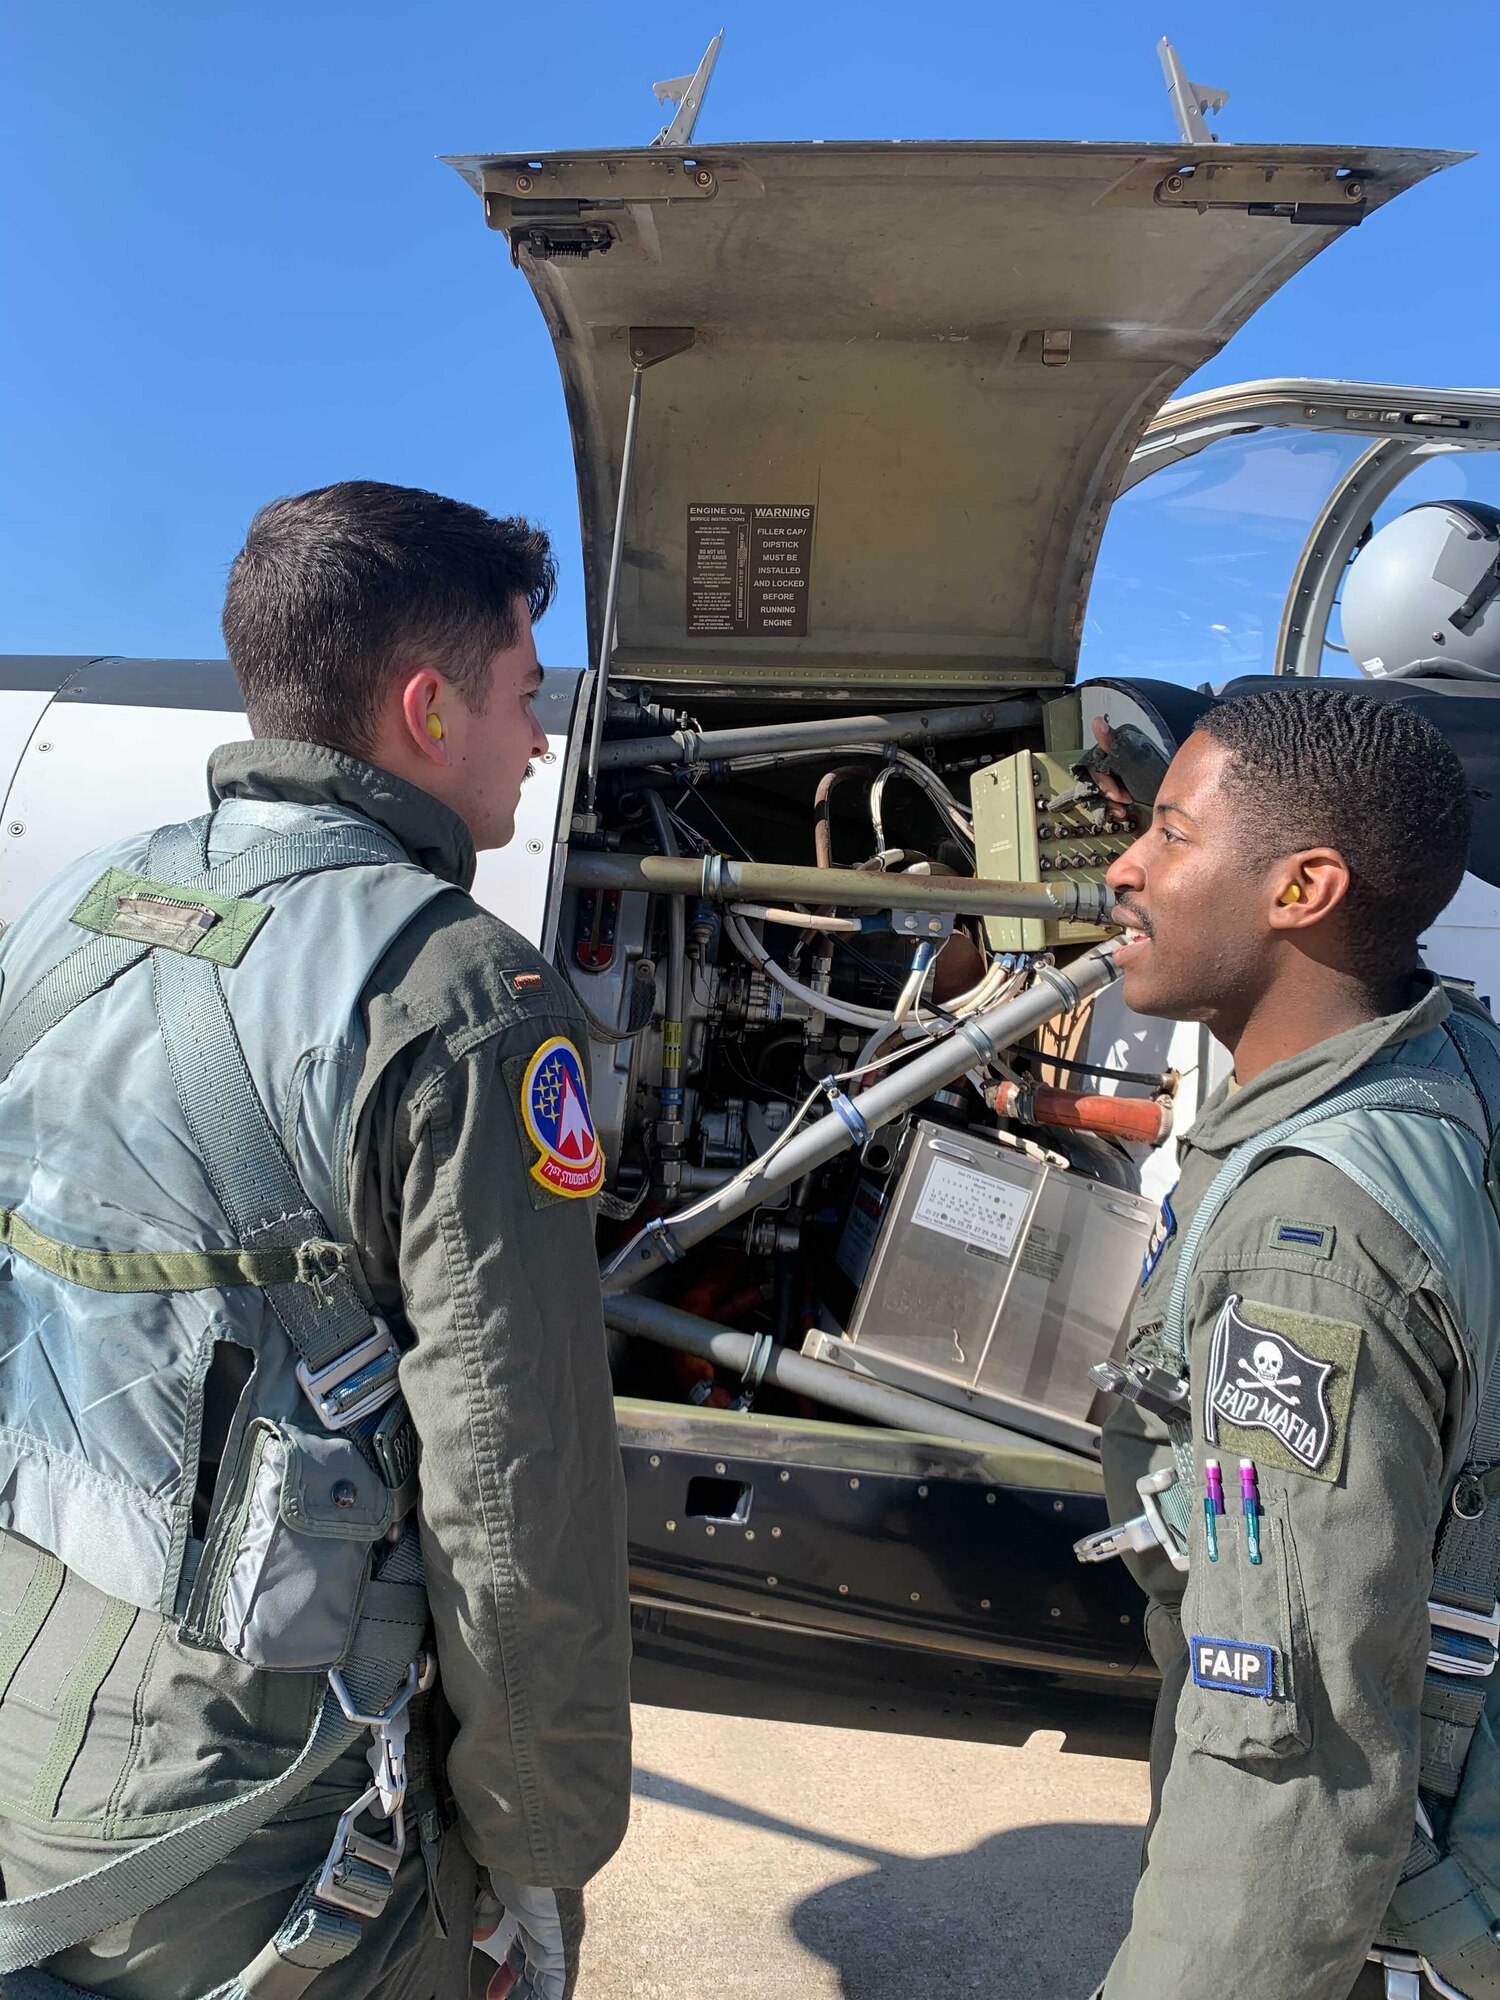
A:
<box><xmin>1093</xmin><ymin>685</ymin><xmax>1500</xmax><ymax>1999</ymax></box>
<box><xmin>0</xmin><ymin>482</ymin><xmax>631</xmax><ymax>1999</ymax></box>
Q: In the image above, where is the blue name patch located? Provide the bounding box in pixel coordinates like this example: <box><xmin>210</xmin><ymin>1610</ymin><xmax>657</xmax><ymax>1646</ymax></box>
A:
<box><xmin>1191</xmin><ymin>1636</ymin><xmax>1274</xmax><ymax>1698</ymax></box>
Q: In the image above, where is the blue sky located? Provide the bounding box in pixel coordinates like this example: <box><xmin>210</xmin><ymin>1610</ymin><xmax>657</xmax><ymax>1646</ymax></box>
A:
<box><xmin>3</xmin><ymin>0</ymin><xmax>1497</xmax><ymax>681</ymax></box>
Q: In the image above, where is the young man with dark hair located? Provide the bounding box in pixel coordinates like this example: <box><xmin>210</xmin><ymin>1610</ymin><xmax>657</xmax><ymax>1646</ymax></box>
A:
<box><xmin>0</xmin><ymin>482</ymin><xmax>630</xmax><ymax>1999</ymax></box>
<box><xmin>1093</xmin><ymin>685</ymin><xmax>1500</xmax><ymax>2000</ymax></box>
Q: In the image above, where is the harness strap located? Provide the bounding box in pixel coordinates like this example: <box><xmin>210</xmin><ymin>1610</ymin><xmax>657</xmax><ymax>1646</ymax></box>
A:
<box><xmin>1145</xmin><ymin>1067</ymin><xmax>1488</xmax><ymax>1503</ymax></box>
<box><xmin>0</xmin><ymin>1543</ymin><xmax>429</xmax><ymax>1976</ymax></box>
<box><xmin>0</xmin><ymin>1207</ymin><xmax>314</xmax><ymax>1294</ymax></box>
<box><xmin>0</xmin><ymin>811</ymin><xmax>434</xmax><ymax>1983</ymax></box>
<box><xmin>0</xmin><ymin>817</ymin><xmax>406</xmax><ymax>1091</ymax></box>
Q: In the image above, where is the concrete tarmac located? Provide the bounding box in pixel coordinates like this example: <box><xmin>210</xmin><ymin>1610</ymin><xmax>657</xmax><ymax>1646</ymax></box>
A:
<box><xmin>577</xmin><ymin>1704</ymin><xmax>1151</xmax><ymax>2000</ymax></box>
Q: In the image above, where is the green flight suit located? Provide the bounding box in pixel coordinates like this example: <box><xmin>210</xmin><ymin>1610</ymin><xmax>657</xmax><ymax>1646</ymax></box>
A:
<box><xmin>1100</xmin><ymin>978</ymin><xmax>1485</xmax><ymax>2000</ymax></box>
<box><xmin>0</xmin><ymin>742</ymin><xmax>631</xmax><ymax>1997</ymax></box>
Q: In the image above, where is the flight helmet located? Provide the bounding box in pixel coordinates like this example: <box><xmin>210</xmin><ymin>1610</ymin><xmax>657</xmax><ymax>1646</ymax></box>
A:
<box><xmin>1341</xmin><ymin>500</ymin><xmax>1500</xmax><ymax>681</ymax></box>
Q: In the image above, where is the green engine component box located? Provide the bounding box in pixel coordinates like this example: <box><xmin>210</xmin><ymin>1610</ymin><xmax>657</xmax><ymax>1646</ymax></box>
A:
<box><xmin>969</xmin><ymin>748</ymin><xmax>1134</xmax><ymax>953</ymax></box>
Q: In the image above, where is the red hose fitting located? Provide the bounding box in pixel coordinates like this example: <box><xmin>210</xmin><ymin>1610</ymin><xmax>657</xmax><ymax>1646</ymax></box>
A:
<box><xmin>990</xmin><ymin>1080</ymin><xmax>1173</xmax><ymax>1146</ymax></box>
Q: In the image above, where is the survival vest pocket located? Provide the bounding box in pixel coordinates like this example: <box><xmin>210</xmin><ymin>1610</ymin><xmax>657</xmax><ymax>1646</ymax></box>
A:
<box><xmin>184</xmin><ymin>1418</ymin><xmax>394</xmax><ymax>1671</ymax></box>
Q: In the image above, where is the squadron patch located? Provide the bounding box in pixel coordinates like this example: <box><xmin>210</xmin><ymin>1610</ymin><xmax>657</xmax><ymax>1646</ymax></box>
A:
<box><xmin>1140</xmin><ymin>1194</ymin><xmax>1176</xmax><ymax>1288</ymax></box>
<box><xmin>517</xmin><ymin>1036</ymin><xmax>604</xmax><ymax>1199</ymax></box>
<box><xmin>1190</xmin><ymin>1635</ymin><xmax>1275</xmax><ymax>1699</ymax></box>
<box><xmin>1203</xmin><ymin>1295</ymin><xmax>1361</xmax><ymax>1482</ymax></box>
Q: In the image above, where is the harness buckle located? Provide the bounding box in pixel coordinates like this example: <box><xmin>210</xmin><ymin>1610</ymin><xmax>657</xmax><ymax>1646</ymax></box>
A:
<box><xmin>296</xmin><ymin>1321</ymin><xmax>401</xmax><ymax>1430</ymax></box>
<box><xmin>1367</xmin><ymin>1950</ymin><xmax>1423</xmax><ymax>2000</ymax></box>
<box><xmin>314</xmin><ymin>1785</ymin><xmax>407</xmax><ymax>1918</ymax></box>
<box><xmin>315</xmin><ymin>1654</ymin><xmax>436</xmax><ymax>1916</ymax></box>
<box><xmin>1427</xmin><ymin>1598</ymin><xmax>1500</xmax><ymax>1678</ymax></box>
<box><xmin>1074</xmin><ymin>1513</ymin><xmax>1160</xmax><ymax>1563</ymax></box>
<box><xmin>1073</xmin><ymin>1468</ymin><xmax>1189</xmax><ymax>1574</ymax></box>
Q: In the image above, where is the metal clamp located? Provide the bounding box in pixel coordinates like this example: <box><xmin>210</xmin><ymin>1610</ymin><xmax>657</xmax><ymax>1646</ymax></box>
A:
<box><xmin>296</xmin><ymin>1321</ymin><xmax>401</xmax><ymax>1430</ymax></box>
<box><xmin>645</xmin><ymin>1215</ymin><xmax>685</xmax><ymax>1264</ymax></box>
<box><xmin>822</xmin><ymin>1081</ymin><xmax>869</xmax><ymax>1148</ymax></box>
<box><xmin>730</xmin><ymin>1330</ymin><xmax>777</xmax><ymax>1412</ymax></box>
<box><xmin>1428</xmin><ymin>1598</ymin><xmax>1500</xmax><ymax>1678</ymax></box>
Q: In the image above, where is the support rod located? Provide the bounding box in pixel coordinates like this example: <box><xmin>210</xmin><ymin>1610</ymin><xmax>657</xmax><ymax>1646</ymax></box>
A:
<box><xmin>583</xmin><ymin>364</ymin><xmax>645</xmax><ymax>816</ymax></box>
<box><xmin>604</xmin><ymin>942</ymin><xmax>1121</xmax><ymax>1290</ymax></box>
<box><xmin>604</xmin><ymin>1292</ymin><xmax>1036</xmax><ymax>1449</ymax></box>
<box><xmin>565</xmin><ymin>851</ymin><xmax>1115</xmax><ymax>925</ymax></box>
<box><xmin>596</xmin><ymin>698</ymin><xmax>1041</xmax><ymax>772</ymax></box>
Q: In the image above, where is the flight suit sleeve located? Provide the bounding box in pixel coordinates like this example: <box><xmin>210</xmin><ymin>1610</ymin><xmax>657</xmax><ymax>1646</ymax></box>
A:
<box><xmin>391</xmin><ymin>1004</ymin><xmax>632</xmax><ymax>1892</ymax></box>
<box><xmin>1102</xmin><ymin>1155</ymin><xmax>1460</xmax><ymax>2000</ymax></box>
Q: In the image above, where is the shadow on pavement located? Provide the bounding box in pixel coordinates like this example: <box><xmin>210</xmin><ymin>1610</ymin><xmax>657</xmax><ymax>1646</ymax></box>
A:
<box><xmin>633</xmin><ymin>1768</ymin><xmax>1137</xmax><ymax>1997</ymax></box>
<box><xmin>788</xmin><ymin>1821</ymin><xmax>1139</xmax><ymax>1999</ymax></box>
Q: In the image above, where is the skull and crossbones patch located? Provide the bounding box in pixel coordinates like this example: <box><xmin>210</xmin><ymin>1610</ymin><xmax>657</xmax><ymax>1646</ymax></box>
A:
<box><xmin>1203</xmin><ymin>1295</ymin><xmax>1362</xmax><ymax>1480</ymax></box>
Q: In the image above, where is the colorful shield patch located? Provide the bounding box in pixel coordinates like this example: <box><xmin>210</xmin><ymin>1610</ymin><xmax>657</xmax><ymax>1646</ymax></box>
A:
<box><xmin>520</xmin><ymin>1036</ymin><xmax>604</xmax><ymax>1198</ymax></box>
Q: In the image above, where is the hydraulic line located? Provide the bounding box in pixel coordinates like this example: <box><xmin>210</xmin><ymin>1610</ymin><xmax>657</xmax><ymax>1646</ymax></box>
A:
<box><xmin>603</xmin><ymin>1292</ymin><xmax>1036</xmax><ymax>1448</ymax></box>
<box><xmin>990</xmin><ymin>1080</ymin><xmax>1174</xmax><ymax>1146</ymax></box>
<box><xmin>596</xmin><ymin>698</ymin><xmax>1041</xmax><ymax>773</ymax></box>
<box><xmin>813</xmin><ymin>763</ymin><xmax>875</xmax><ymax>871</ymax></box>
<box><xmin>565</xmin><ymin>851</ymin><xmax>1115</xmax><ymax>926</ymax></box>
<box><xmin>645</xmin><ymin>794</ymin><xmax>688</xmax><ymax>1178</ymax></box>
<box><xmin>724</xmin><ymin>912</ymin><xmax>900</xmax><ymax>1030</ymax></box>
<box><xmin>604</xmin><ymin>942</ymin><xmax>1122</xmax><ymax>1291</ymax></box>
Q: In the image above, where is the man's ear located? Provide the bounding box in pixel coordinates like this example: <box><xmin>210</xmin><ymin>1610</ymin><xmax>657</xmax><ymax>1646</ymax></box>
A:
<box><xmin>1268</xmin><ymin>848</ymin><xmax>1350</xmax><ymax>932</ymax></box>
<box><xmin>399</xmin><ymin>669</ymin><xmax>448</xmax><ymax>766</ymax></box>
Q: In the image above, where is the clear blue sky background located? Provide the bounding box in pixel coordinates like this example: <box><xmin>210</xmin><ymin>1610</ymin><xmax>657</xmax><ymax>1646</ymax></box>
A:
<box><xmin>4</xmin><ymin>0</ymin><xmax>1497</xmax><ymax>681</ymax></box>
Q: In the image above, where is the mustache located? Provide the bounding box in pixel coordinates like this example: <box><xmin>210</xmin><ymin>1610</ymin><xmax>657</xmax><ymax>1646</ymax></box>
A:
<box><xmin>1111</xmin><ymin>896</ymin><xmax>1154</xmax><ymax>937</ymax></box>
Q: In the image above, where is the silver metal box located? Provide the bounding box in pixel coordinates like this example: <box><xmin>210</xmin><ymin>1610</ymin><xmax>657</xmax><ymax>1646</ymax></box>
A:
<box><xmin>823</xmin><ymin>1121</ymin><xmax>1157</xmax><ymax>1451</ymax></box>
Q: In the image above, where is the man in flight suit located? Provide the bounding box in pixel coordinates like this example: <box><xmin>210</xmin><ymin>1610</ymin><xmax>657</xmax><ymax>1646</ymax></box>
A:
<box><xmin>1093</xmin><ymin>685</ymin><xmax>1496</xmax><ymax>1999</ymax></box>
<box><xmin>0</xmin><ymin>483</ymin><xmax>631</xmax><ymax>1998</ymax></box>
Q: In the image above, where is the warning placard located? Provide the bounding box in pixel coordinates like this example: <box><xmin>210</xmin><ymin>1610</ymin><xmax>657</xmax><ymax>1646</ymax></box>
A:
<box><xmin>687</xmin><ymin>504</ymin><xmax>814</xmax><ymax>638</ymax></box>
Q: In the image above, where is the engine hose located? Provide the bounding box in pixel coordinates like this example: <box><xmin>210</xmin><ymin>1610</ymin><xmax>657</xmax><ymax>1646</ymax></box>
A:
<box><xmin>990</xmin><ymin>1080</ymin><xmax>1173</xmax><ymax>1146</ymax></box>
<box><xmin>604</xmin><ymin>942</ymin><xmax>1122</xmax><ymax>1290</ymax></box>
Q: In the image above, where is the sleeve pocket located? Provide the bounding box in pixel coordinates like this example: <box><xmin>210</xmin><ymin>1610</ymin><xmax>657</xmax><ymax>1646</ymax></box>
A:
<box><xmin>1174</xmin><ymin>1486</ymin><xmax>1314</xmax><ymax>1763</ymax></box>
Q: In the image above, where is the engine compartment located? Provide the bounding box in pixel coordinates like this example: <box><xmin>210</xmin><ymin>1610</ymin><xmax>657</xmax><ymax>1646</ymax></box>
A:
<box><xmin>558</xmin><ymin>687</ymin><xmax>1189</xmax><ymax>1454</ymax></box>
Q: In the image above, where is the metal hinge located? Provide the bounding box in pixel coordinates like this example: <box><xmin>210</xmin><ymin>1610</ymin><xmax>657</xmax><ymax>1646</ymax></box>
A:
<box><xmin>1155</xmin><ymin>162</ymin><xmax>1368</xmax><ymax>226</ymax></box>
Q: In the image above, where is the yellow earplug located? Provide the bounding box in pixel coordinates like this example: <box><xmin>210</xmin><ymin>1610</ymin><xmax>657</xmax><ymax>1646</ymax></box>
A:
<box><xmin>426</xmin><ymin>714</ymin><xmax>444</xmax><ymax>742</ymax></box>
<box><xmin>1280</xmin><ymin>882</ymin><xmax>1302</xmax><ymax>905</ymax></box>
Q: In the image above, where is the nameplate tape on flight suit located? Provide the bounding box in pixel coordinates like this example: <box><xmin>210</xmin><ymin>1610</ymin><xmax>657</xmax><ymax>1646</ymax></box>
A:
<box><xmin>1191</xmin><ymin>1636</ymin><xmax>1275</xmax><ymax>1698</ymax></box>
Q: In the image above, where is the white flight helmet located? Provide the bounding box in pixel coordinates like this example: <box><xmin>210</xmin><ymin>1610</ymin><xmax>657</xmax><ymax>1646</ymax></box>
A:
<box><xmin>1342</xmin><ymin>499</ymin><xmax>1500</xmax><ymax>681</ymax></box>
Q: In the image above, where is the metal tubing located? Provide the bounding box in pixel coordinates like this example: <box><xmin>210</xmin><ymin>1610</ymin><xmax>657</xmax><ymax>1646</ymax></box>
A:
<box><xmin>583</xmin><ymin>365</ymin><xmax>645</xmax><ymax>815</ymax></box>
<box><xmin>596</xmin><ymin>697</ymin><xmax>1041</xmax><ymax>772</ymax></box>
<box><xmin>565</xmin><ymin>851</ymin><xmax>1113</xmax><ymax>925</ymax></box>
<box><xmin>603</xmin><ymin>1292</ymin><xmax>1029</xmax><ymax>1448</ymax></box>
<box><xmin>604</xmin><ymin>943</ymin><xmax>1121</xmax><ymax>1290</ymax></box>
